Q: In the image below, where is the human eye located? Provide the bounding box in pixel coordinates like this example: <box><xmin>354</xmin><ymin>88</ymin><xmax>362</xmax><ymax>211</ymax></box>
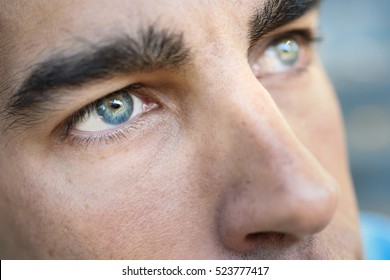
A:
<box><xmin>250</xmin><ymin>29</ymin><xmax>320</xmax><ymax>79</ymax></box>
<box><xmin>60</xmin><ymin>84</ymin><xmax>159</xmax><ymax>145</ymax></box>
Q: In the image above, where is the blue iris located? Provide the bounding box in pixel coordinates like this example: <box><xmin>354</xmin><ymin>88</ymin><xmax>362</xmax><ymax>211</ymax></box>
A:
<box><xmin>96</xmin><ymin>92</ymin><xmax>133</xmax><ymax>125</ymax></box>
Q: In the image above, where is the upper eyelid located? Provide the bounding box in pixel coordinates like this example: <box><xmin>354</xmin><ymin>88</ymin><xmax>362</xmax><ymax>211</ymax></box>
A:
<box><xmin>269</xmin><ymin>29</ymin><xmax>319</xmax><ymax>44</ymax></box>
<box><xmin>259</xmin><ymin>28</ymin><xmax>318</xmax><ymax>46</ymax></box>
<box><xmin>66</xmin><ymin>84</ymin><xmax>144</xmax><ymax>118</ymax></box>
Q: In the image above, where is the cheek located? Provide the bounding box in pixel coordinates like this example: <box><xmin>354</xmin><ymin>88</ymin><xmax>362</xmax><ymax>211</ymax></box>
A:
<box><xmin>6</xmin><ymin>118</ymin><xmax>220</xmax><ymax>259</ymax></box>
<box><xmin>51</xmin><ymin>129</ymin><xmax>185</xmax><ymax>258</ymax></box>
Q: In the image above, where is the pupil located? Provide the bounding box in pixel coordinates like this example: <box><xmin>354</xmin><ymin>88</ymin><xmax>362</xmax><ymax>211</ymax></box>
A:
<box><xmin>110</xmin><ymin>100</ymin><xmax>122</xmax><ymax>110</ymax></box>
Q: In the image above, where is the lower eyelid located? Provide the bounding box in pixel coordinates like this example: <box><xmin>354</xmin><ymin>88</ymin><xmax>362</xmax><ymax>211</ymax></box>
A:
<box><xmin>65</xmin><ymin>110</ymin><xmax>156</xmax><ymax>147</ymax></box>
<box><xmin>72</xmin><ymin>118</ymin><xmax>142</xmax><ymax>143</ymax></box>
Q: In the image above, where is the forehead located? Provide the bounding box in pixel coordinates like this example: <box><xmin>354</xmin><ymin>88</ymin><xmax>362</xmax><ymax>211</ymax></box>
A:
<box><xmin>0</xmin><ymin>0</ymin><xmax>253</xmax><ymax>85</ymax></box>
<box><xmin>1</xmin><ymin>0</ymin><xmax>253</xmax><ymax>42</ymax></box>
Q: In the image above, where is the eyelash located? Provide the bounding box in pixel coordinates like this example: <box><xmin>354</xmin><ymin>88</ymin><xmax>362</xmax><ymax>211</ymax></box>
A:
<box><xmin>267</xmin><ymin>29</ymin><xmax>321</xmax><ymax>49</ymax></box>
<box><xmin>64</xmin><ymin>115</ymin><xmax>149</xmax><ymax>146</ymax></box>
<box><xmin>59</xmin><ymin>28</ymin><xmax>321</xmax><ymax>146</ymax></box>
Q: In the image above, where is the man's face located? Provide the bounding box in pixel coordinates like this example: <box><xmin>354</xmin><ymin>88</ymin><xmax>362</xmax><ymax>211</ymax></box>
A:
<box><xmin>0</xmin><ymin>0</ymin><xmax>362</xmax><ymax>259</ymax></box>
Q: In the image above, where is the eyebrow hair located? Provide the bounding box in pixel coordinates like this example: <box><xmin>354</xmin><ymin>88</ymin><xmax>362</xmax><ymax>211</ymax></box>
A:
<box><xmin>249</xmin><ymin>0</ymin><xmax>321</xmax><ymax>49</ymax></box>
<box><xmin>3</xmin><ymin>26</ymin><xmax>189</xmax><ymax>128</ymax></box>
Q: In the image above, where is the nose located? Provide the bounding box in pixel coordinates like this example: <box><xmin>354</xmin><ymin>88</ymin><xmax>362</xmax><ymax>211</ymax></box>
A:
<box><xmin>212</xmin><ymin>73</ymin><xmax>339</xmax><ymax>253</ymax></box>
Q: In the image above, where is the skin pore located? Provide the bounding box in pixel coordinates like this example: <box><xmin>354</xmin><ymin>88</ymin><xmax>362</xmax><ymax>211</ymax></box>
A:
<box><xmin>0</xmin><ymin>0</ymin><xmax>362</xmax><ymax>259</ymax></box>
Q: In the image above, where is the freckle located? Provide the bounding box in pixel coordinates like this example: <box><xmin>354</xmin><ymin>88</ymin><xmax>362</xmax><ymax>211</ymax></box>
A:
<box><xmin>245</xmin><ymin>180</ymin><xmax>251</xmax><ymax>185</ymax></box>
<box><xmin>65</xmin><ymin>176</ymin><xmax>73</xmax><ymax>185</ymax></box>
<box><xmin>62</xmin><ymin>224</ymin><xmax>70</xmax><ymax>235</ymax></box>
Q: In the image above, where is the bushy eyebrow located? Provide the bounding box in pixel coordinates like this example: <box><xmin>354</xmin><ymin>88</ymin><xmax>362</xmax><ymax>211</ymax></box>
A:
<box><xmin>3</xmin><ymin>26</ymin><xmax>190</xmax><ymax>129</ymax></box>
<box><xmin>249</xmin><ymin>0</ymin><xmax>321</xmax><ymax>49</ymax></box>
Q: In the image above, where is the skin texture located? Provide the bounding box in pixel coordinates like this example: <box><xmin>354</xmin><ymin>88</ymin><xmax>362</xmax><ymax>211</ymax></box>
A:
<box><xmin>0</xmin><ymin>0</ymin><xmax>362</xmax><ymax>259</ymax></box>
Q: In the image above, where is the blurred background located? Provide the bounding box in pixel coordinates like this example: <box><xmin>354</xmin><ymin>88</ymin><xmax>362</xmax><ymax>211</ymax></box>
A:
<box><xmin>319</xmin><ymin>0</ymin><xmax>390</xmax><ymax>217</ymax></box>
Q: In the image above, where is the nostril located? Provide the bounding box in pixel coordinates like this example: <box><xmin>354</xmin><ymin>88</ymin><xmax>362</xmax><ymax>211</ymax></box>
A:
<box><xmin>246</xmin><ymin>232</ymin><xmax>283</xmax><ymax>241</ymax></box>
<box><xmin>245</xmin><ymin>232</ymin><xmax>295</xmax><ymax>243</ymax></box>
<box><xmin>238</xmin><ymin>232</ymin><xmax>299</xmax><ymax>253</ymax></box>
